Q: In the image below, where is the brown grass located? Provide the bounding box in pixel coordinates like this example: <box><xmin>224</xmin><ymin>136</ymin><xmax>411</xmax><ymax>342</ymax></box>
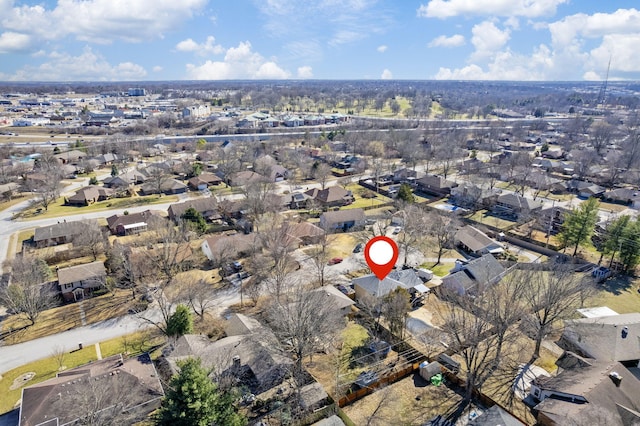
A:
<box><xmin>1</xmin><ymin>289</ymin><xmax>136</xmax><ymax>344</ymax></box>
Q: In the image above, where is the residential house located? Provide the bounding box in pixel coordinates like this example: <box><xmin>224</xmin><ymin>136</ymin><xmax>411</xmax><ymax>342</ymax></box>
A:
<box><xmin>19</xmin><ymin>353</ymin><xmax>164</xmax><ymax>426</ymax></box>
<box><xmin>441</xmin><ymin>255</ymin><xmax>506</xmax><ymax>296</ymax></box>
<box><xmin>313</xmin><ymin>285</ymin><xmax>355</xmax><ymax>316</ymax></box>
<box><xmin>187</xmin><ymin>172</ymin><xmax>222</xmax><ymax>190</ymax></box>
<box><xmin>552</xmin><ymin>179</ymin><xmax>606</xmax><ymax>198</ymax></box>
<box><xmin>449</xmin><ymin>183</ymin><xmax>500</xmax><ymax>209</ymax></box>
<box><xmin>530</xmin><ymin>313</ymin><xmax>640</xmax><ymax>426</ymax></box>
<box><xmin>319</xmin><ymin>209</ymin><xmax>366</xmax><ymax>232</ymax></box>
<box><xmin>454</xmin><ymin>225</ymin><xmax>505</xmax><ymax>256</ymax></box>
<box><xmin>602</xmin><ymin>188</ymin><xmax>640</xmax><ymax>209</ymax></box>
<box><xmin>102</xmin><ymin>170</ymin><xmax>147</xmax><ymax>189</ymax></box>
<box><xmin>284</xmin><ymin>221</ymin><xmax>325</xmax><ymax>245</ymax></box>
<box><xmin>0</xmin><ymin>182</ymin><xmax>20</xmax><ymax>200</ymax></box>
<box><xmin>305</xmin><ymin>186</ymin><xmax>354</xmax><ymax>208</ymax></box>
<box><xmin>393</xmin><ymin>168</ymin><xmax>419</xmax><ymax>183</ymax></box>
<box><xmin>106</xmin><ymin>210</ymin><xmax>161</xmax><ymax>236</ymax></box>
<box><xmin>66</xmin><ymin>186</ymin><xmax>114</xmax><ymax>206</ymax></box>
<box><xmin>290</xmin><ymin>192</ymin><xmax>313</xmax><ymax>209</ymax></box>
<box><xmin>536</xmin><ymin>206</ymin><xmax>570</xmax><ymax>236</ymax></box>
<box><xmin>159</xmin><ymin>313</ymin><xmax>293</xmax><ymax>394</ymax></box>
<box><xmin>416</xmin><ymin>174</ymin><xmax>458</xmax><ymax>196</ymax></box>
<box><xmin>228</xmin><ymin>170</ymin><xmax>265</xmax><ymax>187</ymax></box>
<box><xmin>353</xmin><ymin>269</ymin><xmax>427</xmax><ymax>304</ymax></box>
<box><xmin>168</xmin><ymin>198</ymin><xmax>219</xmax><ymax>222</ymax></box>
<box><xmin>34</xmin><ymin>220</ymin><xmax>98</xmax><ymax>248</ymax></box>
<box><xmin>492</xmin><ymin>193</ymin><xmax>542</xmax><ymax>220</ymax></box>
<box><xmin>93</xmin><ymin>152</ymin><xmax>118</xmax><ymax>166</ymax></box>
<box><xmin>201</xmin><ymin>233</ymin><xmax>258</xmax><ymax>263</ymax></box>
<box><xmin>139</xmin><ymin>178</ymin><xmax>188</xmax><ymax>195</ymax></box>
<box><xmin>54</xmin><ymin>149</ymin><xmax>87</xmax><ymax>165</ymax></box>
<box><xmin>57</xmin><ymin>261</ymin><xmax>106</xmax><ymax>301</ymax></box>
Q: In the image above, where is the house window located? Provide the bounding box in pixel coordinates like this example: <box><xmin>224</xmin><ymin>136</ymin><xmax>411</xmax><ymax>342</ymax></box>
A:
<box><xmin>64</xmin><ymin>284</ymin><xmax>72</xmax><ymax>289</ymax></box>
<box><xmin>534</xmin><ymin>389</ymin><xmax>540</xmax><ymax>398</ymax></box>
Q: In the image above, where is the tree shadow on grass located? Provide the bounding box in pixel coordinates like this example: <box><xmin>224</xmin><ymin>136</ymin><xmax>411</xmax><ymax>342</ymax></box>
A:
<box><xmin>599</xmin><ymin>275</ymin><xmax>634</xmax><ymax>296</ymax></box>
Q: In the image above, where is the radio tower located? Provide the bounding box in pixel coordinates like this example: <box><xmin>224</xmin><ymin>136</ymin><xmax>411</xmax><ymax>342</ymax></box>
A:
<box><xmin>596</xmin><ymin>55</ymin><xmax>612</xmax><ymax>108</ymax></box>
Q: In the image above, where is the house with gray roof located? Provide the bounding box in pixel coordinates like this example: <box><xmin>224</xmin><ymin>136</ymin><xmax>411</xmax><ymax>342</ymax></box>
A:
<box><xmin>353</xmin><ymin>269</ymin><xmax>426</xmax><ymax>303</ymax></box>
<box><xmin>19</xmin><ymin>353</ymin><xmax>163</xmax><ymax>426</ymax></box>
<box><xmin>454</xmin><ymin>225</ymin><xmax>504</xmax><ymax>256</ymax></box>
<box><xmin>530</xmin><ymin>313</ymin><xmax>640</xmax><ymax>426</ymax></box>
<box><xmin>34</xmin><ymin>220</ymin><xmax>97</xmax><ymax>248</ymax></box>
<box><xmin>416</xmin><ymin>174</ymin><xmax>458</xmax><ymax>196</ymax></box>
<box><xmin>319</xmin><ymin>208</ymin><xmax>365</xmax><ymax>232</ymax></box>
<box><xmin>493</xmin><ymin>193</ymin><xmax>542</xmax><ymax>220</ymax></box>
<box><xmin>57</xmin><ymin>261</ymin><xmax>106</xmax><ymax>302</ymax></box>
<box><xmin>159</xmin><ymin>313</ymin><xmax>292</xmax><ymax>394</ymax></box>
<box><xmin>441</xmin><ymin>254</ymin><xmax>506</xmax><ymax>296</ymax></box>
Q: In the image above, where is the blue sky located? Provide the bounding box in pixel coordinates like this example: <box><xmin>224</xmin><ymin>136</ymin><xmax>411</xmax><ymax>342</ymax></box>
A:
<box><xmin>1</xmin><ymin>0</ymin><xmax>640</xmax><ymax>81</ymax></box>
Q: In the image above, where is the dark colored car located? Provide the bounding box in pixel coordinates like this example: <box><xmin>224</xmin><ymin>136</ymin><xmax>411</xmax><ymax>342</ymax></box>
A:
<box><xmin>353</xmin><ymin>243</ymin><xmax>363</xmax><ymax>253</ymax></box>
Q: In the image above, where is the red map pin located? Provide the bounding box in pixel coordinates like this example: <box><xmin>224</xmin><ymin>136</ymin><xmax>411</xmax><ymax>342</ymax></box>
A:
<box><xmin>364</xmin><ymin>236</ymin><xmax>399</xmax><ymax>280</ymax></box>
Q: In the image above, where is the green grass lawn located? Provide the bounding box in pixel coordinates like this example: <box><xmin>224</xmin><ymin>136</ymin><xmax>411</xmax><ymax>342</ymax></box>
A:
<box><xmin>20</xmin><ymin>194</ymin><xmax>178</xmax><ymax>220</ymax></box>
<box><xmin>588</xmin><ymin>276</ymin><xmax>640</xmax><ymax>314</ymax></box>
<box><xmin>426</xmin><ymin>262</ymin><xmax>455</xmax><ymax>277</ymax></box>
<box><xmin>0</xmin><ymin>330</ymin><xmax>162</xmax><ymax>415</ymax></box>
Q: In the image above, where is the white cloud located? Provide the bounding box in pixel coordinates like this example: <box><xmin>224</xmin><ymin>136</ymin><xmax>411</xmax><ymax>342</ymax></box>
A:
<box><xmin>428</xmin><ymin>34</ymin><xmax>465</xmax><ymax>48</ymax></box>
<box><xmin>297</xmin><ymin>66</ymin><xmax>313</xmax><ymax>78</ymax></box>
<box><xmin>417</xmin><ymin>0</ymin><xmax>568</xmax><ymax>19</ymax></box>
<box><xmin>5</xmin><ymin>47</ymin><xmax>147</xmax><ymax>81</ymax></box>
<box><xmin>470</xmin><ymin>21</ymin><xmax>510</xmax><ymax>61</ymax></box>
<box><xmin>549</xmin><ymin>8</ymin><xmax>640</xmax><ymax>48</ymax></box>
<box><xmin>152</xmin><ymin>66</ymin><xmax>163</xmax><ymax>73</ymax></box>
<box><xmin>176</xmin><ymin>36</ymin><xmax>224</xmax><ymax>56</ymax></box>
<box><xmin>186</xmin><ymin>41</ymin><xmax>291</xmax><ymax>80</ymax></box>
<box><xmin>0</xmin><ymin>0</ymin><xmax>207</xmax><ymax>46</ymax></box>
<box><xmin>0</xmin><ymin>31</ymin><xmax>31</xmax><ymax>53</ymax></box>
<box><xmin>381</xmin><ymin>69</ymin><xmax>393</xmax><ymax>79</ymax></box>
<box><xmin>377</xmin><ymin>45</ymin><xmax>388</xmax><ymax>53</ymax></box>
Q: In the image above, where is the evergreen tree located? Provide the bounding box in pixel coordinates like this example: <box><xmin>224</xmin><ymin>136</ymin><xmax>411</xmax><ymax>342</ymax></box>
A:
<box><xmin>619</xmin><ymin>219</ymin><xmax>640</xmax><ymax>272</ymax></box>
<box><xmin>156</xmin><ymin>358</ymin><xmax>246</xmax><ymax>426</ymax></box>
<box><xmin>111</xmin><ymin>164</ymin><xmax>118</xmax><ymax>177</ymax></box>
<box><xmin>181</xmin><ymin>207</ymin><xmax>208</xmax><ymax>234</ymax></box>
<box><xmin>602</xmin><ymin>215</ymin><xmax>631</xmax><ymax>267</ymax></box>
<box><xmin>559</xmin><ymin>197</ymin><xmax>600</xmax><ymax>256</ymax></box>
<box><xmin>166</xmin><ymin>304</ymin><xmax>193</xmax><ymax>337</ymax></box>
<box><xmin>396</xmin><ymin>183</ymin><xmax>415</xmax><ymax>203</ymax></box>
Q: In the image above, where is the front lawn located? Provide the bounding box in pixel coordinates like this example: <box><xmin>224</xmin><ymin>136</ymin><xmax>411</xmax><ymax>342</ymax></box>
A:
<box><xmin>0</xmin><ymin>330</ymin><xmax>163</xmax><ymax>415</ymax></box>
<box><xmin>20</xmin><ymin>194</ymin><xmax>178</xmax><ymax>220</ymax></box>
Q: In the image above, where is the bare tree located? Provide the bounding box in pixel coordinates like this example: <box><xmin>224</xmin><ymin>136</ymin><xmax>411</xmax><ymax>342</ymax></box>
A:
<box><xmin>143</xmin><ymin>164</ymin><xmax>170</xmax><ymax>196</ymax></box>
<box><xmin>312</xmin><ymin>162</ymin><xmax>333</xmax><ymax>190</ymax></box>
<box><xmin>26</xmin><ymin>158</ymin><xmax>64</xmax><ymax>211</ymax></box>
<box><xmin>266</xmin><ymin>285</ymin><xmax>343</xmax><ymax>388</ymax></box>
<box><xmin>241</xmin><ymin>178</ymin><xmax>278</xmax><ymax>232</ymax></box>
<box><xmin>427</xmin><ymin>210</ymin><xmax>460</xmax><ymax>266</ymax></box>
<box><xmin>520</xmin><ymin>267</ymin><xmax>594</xmax><ymax>359</ymax></box>
<box><xmin>141</xmin><ymin>216</ymin><xmax>192</xmax><ymax>286</ymax></box>
<box><xmin>0</xmin><ymin>255</ymin><xmax>56</xmax><ymax>325</ymax></box>
<box><xmin>307</xmin><ymin>227</ymin><xmax>332</xmax><ymax>287</ymax></box>
<box><xmin>395</xmin><ymin>204</ymin><xmax>428</xmax><ymax>266</ymax></box>
<box><xmin>73</xmin><ymin>220</ymin><xmax>107</xmax><ymax>261</ymax></box>
<box><xmin>589</xmin><ymin>121</ymin><xmax>613</xmax><ymax>155</ymax></box>
<box><xmin>51</xmin><ymin>344</ymin><xmax>66</xmax><ymax>370</ymax></box>
<box><xmin>257</xmin><ymin>218</ymin><xmax>299</xmax><ymax>300</ymax></box>
<box><xmin>179</xmin><ymin>277</ymin><xmax>215</xmax><ymax>321</ymax></box>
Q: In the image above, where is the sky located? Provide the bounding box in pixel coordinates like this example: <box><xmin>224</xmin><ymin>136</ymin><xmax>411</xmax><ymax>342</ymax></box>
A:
<box><xmin>1</xmin><ymin>0</ymin><xmax>640</xmax><ymax>82</ymax></box>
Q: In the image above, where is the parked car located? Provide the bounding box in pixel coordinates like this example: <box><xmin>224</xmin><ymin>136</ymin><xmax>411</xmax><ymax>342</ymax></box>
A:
<box><xmin>328</xmin><ymin>257</ymin><xmax>343</xmax><ymax>265</ymax></box>
<box><xmin>353</xmin><ymin>243</ymin><xmax>363</xmax><ymax>253</ymax></box>
<box><xmin>392</xmin><ymin>226</ymin><xmax>402</xmax><ymax>235</ymax></box>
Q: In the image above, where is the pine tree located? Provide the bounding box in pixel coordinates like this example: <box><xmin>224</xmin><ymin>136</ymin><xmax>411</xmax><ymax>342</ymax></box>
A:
<box><xmin>166</xmin><ymin>304</ymin><xmax>193</xmax><ymax>337</ymax></box>
<box><xmin>559</xmin><ymin>197</ymin><xmax>600</xmax><ymax>256</ymax></box>
<box><xmin>396</xmin><ymin>183</ymin><xmax>415</xmax><ymax>203</ymax></box>
<box><xmin>156</xmin><ymin>358</ymin><xmax>246</xmax><ymax>426</ymax></box>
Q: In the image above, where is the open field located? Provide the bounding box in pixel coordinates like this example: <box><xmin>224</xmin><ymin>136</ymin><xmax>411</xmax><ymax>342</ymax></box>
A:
<box><xmin>1</xmin><ymin>289</ymin><xmax>136</xmax><ymax>345</ymax></box>
<box><xmin>19</xmin><ymin>194</ymin><xmax>178</xmax><ymax>220</ymax></box>
<box><xmin>0</xmin><ymin>330</ymin><xmax>163</xmax><ymax>415</ymax></box>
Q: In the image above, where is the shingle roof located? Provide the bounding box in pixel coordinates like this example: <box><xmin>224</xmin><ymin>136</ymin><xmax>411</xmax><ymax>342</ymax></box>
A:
<box><xmin>20</xmin><ymin>353</ymin><xmax>163</xmax><ymax>426</ymax></box>
<box><xmin>57</xmin><ymin>261</ymin><xmax>106</xmax><ymax>285</ymax></box>
<box><xmin>34</xmin><ymin>220</ymin><xmax>95</xmax><ymax>242</ymax></box>
<box><xmin>352</xmin><ymin>274</ymin><xmax>409</xmax><ymax>298</ymax></box>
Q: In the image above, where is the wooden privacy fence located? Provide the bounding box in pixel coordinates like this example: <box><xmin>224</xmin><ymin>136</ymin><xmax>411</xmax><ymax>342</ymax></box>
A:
<box><xmin>337</xmin><ymin>362</ymin><xmax>421</xmax><ymax>407</ymax></box>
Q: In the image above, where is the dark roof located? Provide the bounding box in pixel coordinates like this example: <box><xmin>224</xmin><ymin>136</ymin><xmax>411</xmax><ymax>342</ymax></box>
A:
<box><xmin>416</xmin><ymin>174</ymin><xmax>457</xmax><ymax>190</ymax></box>
<box><xmin>168</xmin><ymin>198</ymin><xmax>218</xmax><ymax>220</ymax></box>
<box><xmin>603</xmin><ymin>188</ymin><xmax>640</xmax><ymax>202</ymax></box>
<box><xmin>305</xmin><ymin>186</ymin><xmax>351</xmax><ymax>204</ymax></box>
<box><xmin>20</xmin><ymin>353</ymin><xmax>163</xmax><ymax>426</ymax></box>
<box><xmin>67</xmin><ymin>186</ymin><xmax>114</xmax><ymax>203</ymax></box>
<box><xmin>455</xmin><ymin>225</ymin><xmax>503</xmax><ymax>253</ymax></box>
<box><xmin>106</xmin><ymin>210</ymin><xmax>160</xmax><ymax>231</ymax></box>
<box><xmin>533</xmin><ymin>361</ymin><xmax>640</xmax><ymax>426</ymax></box>
<box><xmin>57</xmin><ymin>261</ymin><xmax>106</xmax><ymax>285</ymax></box>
